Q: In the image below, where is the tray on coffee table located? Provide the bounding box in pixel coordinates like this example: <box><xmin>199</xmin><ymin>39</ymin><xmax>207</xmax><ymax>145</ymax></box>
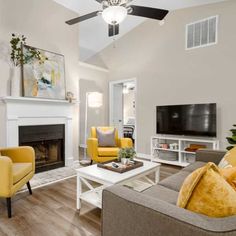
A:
<box><xmin>97</xmin><ymin>160</ymin><xmax>143</xmax><ymax>173</ymax></box>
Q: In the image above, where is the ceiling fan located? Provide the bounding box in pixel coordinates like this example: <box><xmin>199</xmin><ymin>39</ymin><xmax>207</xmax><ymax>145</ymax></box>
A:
<box><xmin>65</xmin><ymin>0</ymin><xmax>169</xmax><ymax>37</ymax></box>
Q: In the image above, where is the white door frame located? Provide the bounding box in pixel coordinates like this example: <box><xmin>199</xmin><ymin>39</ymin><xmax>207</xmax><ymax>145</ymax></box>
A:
<box><xmin>109</xmin><ymin>78</ymin><xmax>137</xmax><ymax>150</ymax></box>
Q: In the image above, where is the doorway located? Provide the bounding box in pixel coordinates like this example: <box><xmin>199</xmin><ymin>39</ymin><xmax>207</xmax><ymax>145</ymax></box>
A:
<box><xmin>109</xmin><ymin>78</ymin><xmax>137</xmax><ymax>149</ymax></box>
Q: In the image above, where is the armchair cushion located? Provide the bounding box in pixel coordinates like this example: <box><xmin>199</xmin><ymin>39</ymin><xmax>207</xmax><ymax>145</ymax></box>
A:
<box><xmin>96</xmin><ymin>128</ymin><xmax>116</xmax><ymax>147</ymax></box>
<box><xmin>98</xmin><ymin>147</ymin><xmax>119</xmax><ymax>157</ymax></box>
<box><xmin>13</xmin><ymin>163</ymin><xmax>33</xmax><ymax>184</ymax></box>
<box><xmin>0</xmin><ymin>156</ymin><xmax>13</xmax><ymax>197</ymax></box>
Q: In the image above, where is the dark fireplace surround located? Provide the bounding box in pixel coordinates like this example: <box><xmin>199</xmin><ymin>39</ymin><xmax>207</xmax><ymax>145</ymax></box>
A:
<box><xmin>19</xmin><ymin>124</ymin><xmax>65</xmax><ymax>173</ymax></box>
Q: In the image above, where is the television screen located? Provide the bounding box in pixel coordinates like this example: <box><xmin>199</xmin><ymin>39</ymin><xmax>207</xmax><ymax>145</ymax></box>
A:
<box><xmin>156</xmin><ymin>103</ymin><xmax>217</xmax><ymax>137</ymax></box>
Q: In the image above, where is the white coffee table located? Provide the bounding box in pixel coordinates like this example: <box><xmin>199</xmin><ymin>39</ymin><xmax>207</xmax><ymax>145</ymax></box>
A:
<box><xmin>76</xmin><ymin>160</ymin><xmax>161</xmax><ymax>210</ymax></box>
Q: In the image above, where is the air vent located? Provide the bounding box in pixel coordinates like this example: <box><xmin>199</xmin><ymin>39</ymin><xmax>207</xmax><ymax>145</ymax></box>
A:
<box><xmin>186</xmin><ymin>16</ymin><xmax>218</xmax><ymax>50</ymax></box>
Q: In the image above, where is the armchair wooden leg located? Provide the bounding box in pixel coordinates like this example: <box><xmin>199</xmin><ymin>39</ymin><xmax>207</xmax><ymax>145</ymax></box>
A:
<box><xmin>90</xmin><ymin>160</ymin><xmax>93</xmax><ymax>165</ymax></box>
<box><xmin>6</xmin><ymin>198</ymin><xmax>11</xmax><ymax>218</ymax></box>
<box><xmin>27</xmin><ymin>182</ymin><xmax>32</xmax><ymax>195</ymax></box>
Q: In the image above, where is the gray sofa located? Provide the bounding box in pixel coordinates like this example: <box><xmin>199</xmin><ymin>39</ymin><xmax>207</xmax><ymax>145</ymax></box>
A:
<box><xmin>102</xmin><ymin>150</ymin><xmax>236</xmax><ymax>236</ymax></box>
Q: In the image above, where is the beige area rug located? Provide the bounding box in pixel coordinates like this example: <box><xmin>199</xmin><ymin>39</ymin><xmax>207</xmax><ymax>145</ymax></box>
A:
<box><xmin>18</xmin><ymin>162</ymin><xmax>81</xmax><ymax>193</ymax></box>
<box><xmin>18</xmin><ymin>161</ymin><xmax>156</xmax><ymax>194</ymax></box>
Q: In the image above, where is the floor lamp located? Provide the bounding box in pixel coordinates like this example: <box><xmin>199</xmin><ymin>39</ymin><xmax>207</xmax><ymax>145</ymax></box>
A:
<box><xmin>80</xmin><ymin>92</ymin><xmax>103</xmax><ymax>165</ymax></box>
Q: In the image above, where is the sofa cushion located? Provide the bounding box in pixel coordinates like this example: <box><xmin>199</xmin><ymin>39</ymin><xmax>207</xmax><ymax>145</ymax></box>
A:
<box><xmin>177</xmin><ymin>162</ymin><xmax>236</xmax><ymax>217</ymax></box>
<box><xmin>218</xmin><ymin>146</ymin><xmax>236</xmax><ymax>168</ymax></box>
<box><xmin>143</xmin><ymin>185</ymin><xmax>179</xmax><ymax>205</ymax></box>
<box><xmin>96</xmin><ymin>128</ymin><xmax>116</xmax><ymax>147</ymax></box>
<box><xmin>98</xmin><ymin>147</ymin><xmax>119</xmax><ymax>157</ymax></box>
<box><xmin>158</xmin><ymin>170</ymin><xmax>190</xmax><ymax>192</ymax></box>
<box><xmin>183</xmin><ymin>161</ymin><xmax>206</xmax><ymax>173</ymax></box>
<box><xmin>13</xmin><ymin>163</ymin><xmax>32</xmax><ymax>184</ymax></box>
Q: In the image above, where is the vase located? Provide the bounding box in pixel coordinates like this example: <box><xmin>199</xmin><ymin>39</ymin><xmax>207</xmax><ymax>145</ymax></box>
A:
<box><xmin>121</xmin><ymin>158</ymin><xmax>128</xmax><ymax>165</ymax></box>
<box><xmin>9</xmin><ymin>67</ymin><xmax>22</xmax><ymax>97</ymax></box>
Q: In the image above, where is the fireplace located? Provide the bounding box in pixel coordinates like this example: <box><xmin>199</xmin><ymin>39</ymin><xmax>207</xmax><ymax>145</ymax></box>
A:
<box><xmin>19</xmin><ymin>124</ymin><xmax>65</xmax><ymax>173</ymax></box>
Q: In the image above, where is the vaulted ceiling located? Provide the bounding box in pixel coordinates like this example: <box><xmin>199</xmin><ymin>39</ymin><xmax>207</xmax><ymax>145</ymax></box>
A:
<box><xmin>54</xmin><ymin>0</ymin><xmax>227</xmax><ymax>61</ymax></box>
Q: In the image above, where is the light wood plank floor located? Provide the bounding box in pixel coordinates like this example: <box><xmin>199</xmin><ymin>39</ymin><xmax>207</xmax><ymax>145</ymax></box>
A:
<box><xmin>0</xmin><ymin>165</ymin><xmax>180</xmax><ymax>236</ymax></box>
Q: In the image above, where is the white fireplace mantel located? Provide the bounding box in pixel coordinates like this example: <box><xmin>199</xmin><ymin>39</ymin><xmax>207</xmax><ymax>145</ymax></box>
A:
<box><xmin>0</xmin><ymin>96</ymin><xmax>73</xmax><ymax>104</ymax></box>
<box><xmin>0</xmin><ymin>96</ymin><xmax>76</xmax><ymax>167</ymax></box>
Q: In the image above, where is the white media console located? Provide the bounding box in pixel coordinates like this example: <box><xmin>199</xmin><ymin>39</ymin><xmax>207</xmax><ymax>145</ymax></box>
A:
<box><xmin>151</xmin><ymin>135</ymin><xmax>219</xmax><ymax>167</ymax></box>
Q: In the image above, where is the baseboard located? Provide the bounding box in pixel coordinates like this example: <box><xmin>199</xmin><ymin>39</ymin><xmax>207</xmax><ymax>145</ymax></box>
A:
<box><xmin>65</xmin><ymin>157</ymin><xmax>74</xmax><ymax>167</ymax></box>
<box><xmin>73</xmin><ymin>160</ymin><xmax>80</xmax><ymax>165</ymax></box>
<box><xmin>136</xmin><ymin>153</ymin><xmax>152</xmax><ymax>160</ymax></box>
<box><xmin>79</xmin><ymin>144</ymin><xmax>87</xmax><ymax>148</ymax></box>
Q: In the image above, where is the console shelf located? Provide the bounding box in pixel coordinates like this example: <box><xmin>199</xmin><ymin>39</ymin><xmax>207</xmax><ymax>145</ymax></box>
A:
<box><xmin>151</xmin><ymin>135</ymin><xmax>219</xmax><ymax>167</ymax></box>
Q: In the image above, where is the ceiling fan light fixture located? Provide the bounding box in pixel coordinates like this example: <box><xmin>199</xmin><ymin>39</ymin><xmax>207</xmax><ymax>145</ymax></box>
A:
<box><xmin>102</xmin><ymin>6</ymin><xmax>128</xmax><ymax>25</ymax></box>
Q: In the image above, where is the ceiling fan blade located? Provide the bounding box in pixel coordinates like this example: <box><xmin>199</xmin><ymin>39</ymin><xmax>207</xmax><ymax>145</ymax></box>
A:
<box><xmin>66</xmin><ymin>11</ymin><xmax>100</xmax><ymax>25</ymax></box>
<box><xmin>108</xmin><ymin>24</ymin><xmax>119</xmax><ymax>37</ymax></box>
<box><xmin>94</xmin><ymin>0</ymin><xmax>103</xmax><ymax>2</ymax></box>
<box><xmin>128</xmin><ymin>5</ymin><xmax>169</xmax><ymax>21</ymax></box>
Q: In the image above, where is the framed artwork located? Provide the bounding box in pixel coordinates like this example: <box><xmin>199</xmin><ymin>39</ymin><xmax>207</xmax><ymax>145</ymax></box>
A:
<box><xmin>22</xmin><ymin>45</ymin><xmax>66</xmax><ymax>100</ymax></box>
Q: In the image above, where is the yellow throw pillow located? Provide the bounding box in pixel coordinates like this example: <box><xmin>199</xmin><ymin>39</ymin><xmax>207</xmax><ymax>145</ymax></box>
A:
<box><xmin>218</xmin><ymin>146</ymin><xmax>236</xmax><ymax>168</ymax></box>
<box><xmin>220</xmin><ymin>167</ymin><xmax>236</xmax><ymax>191</ymax></box>
<box><xmin>177</xmin><ymin>162</ymin><xmax>236</xmax><ymax>217</ymax></box>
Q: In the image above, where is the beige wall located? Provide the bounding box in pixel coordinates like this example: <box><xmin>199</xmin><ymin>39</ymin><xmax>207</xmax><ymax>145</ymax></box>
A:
<box><xmin>88</xmin><ymin>0</ymin><xmax>236</xmax><ymax>155</ymax></box>
<box><xmin>79</xmin><ymin>63</ymin><xmax>109</xmax><ymax>146</ymax></box>
<box><xmin>0</xmin><ymin>0</ymin><xmax>80</xmax><ymax>159</ymax></box>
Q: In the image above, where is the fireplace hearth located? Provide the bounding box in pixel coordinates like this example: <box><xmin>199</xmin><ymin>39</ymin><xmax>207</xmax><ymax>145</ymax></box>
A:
<box><xmin>19</xmin><ymin>125</ymin><xmax>65</xmax><ymax>173</ymax></box>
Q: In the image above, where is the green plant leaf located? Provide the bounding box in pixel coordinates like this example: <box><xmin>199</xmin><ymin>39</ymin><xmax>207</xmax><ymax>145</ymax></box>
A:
<box><xmin>226</xmin><ymin>137</ymin><xmax>236</xmax><ymax>145</ymax></box>
<box><xmin>10</xmin><ymin>33</ymin><xmax>47</xmax><ymax>66</ymax></box>
<box><xmin>227</xmin><ymin>146</ymin><xmax>234</xmax><ymax>151</ymax></box>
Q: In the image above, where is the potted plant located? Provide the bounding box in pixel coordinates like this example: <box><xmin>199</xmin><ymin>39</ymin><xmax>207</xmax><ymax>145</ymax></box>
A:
<box><xmin>226</xmin><ymin>124</ymin><xmax>236</xmax><ymax>150</ymax></box>
<box><xmin>118</xmin><ymin>148</ymin><xmax>136</xmax><ymax>165</ymax></box>
<box><xmin>9</xmin><ymin>33</ymin><xmax>46</xmax><ymax>96</ymax></box>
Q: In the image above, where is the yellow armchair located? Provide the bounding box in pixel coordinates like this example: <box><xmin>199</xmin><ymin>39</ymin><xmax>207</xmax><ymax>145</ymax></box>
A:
<box><xmin>0</xmin><ymin>146</ymin><xmax>35</xmax><ymax>218</ymax></box>
<box><xmin>87</xmin><ymin>127</ymin><xmax>133</xmax><ymax>164</ymax></box>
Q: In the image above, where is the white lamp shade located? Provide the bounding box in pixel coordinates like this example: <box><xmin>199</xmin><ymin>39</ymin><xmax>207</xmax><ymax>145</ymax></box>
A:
<box><xmin>102</xmin><ymin>6</ymin><xmax>128</xmax><ymax>25</ymax></box>
<box><xmin>88</xmin><ymin>92</ymin><xmax>103</xmax><ymax>108</ymax></box>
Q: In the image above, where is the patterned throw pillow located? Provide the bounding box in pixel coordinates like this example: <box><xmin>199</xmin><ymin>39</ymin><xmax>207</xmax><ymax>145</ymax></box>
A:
<box><xmin>218</xmin><ymin>146</ymin><xmax>236</xmax><ymax>168</ymax></box>
<box><xmin>177</xmin><ymin>162</ymin><xmax>236</xmax><ymax>217</ymax></box>
<box><xmin>220</xmin><ymin>167</ymin><xmax>236</xmax><ymax>191</ymax></box>
<box><xmin>96</xmin><ymin>128</ymin><xmax>116</xmax><ymax>147</ymax></box>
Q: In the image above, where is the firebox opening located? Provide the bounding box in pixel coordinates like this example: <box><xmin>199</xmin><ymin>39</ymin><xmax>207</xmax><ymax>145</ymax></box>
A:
<box><xmin>19</xmin><ymin>124</ymin><xmax>65</xmax><ymax>173</ymax></box>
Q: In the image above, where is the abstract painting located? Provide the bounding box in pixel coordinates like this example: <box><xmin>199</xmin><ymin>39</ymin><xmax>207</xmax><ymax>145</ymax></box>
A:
<box><xmin>22</xmin><ymin>45</ymin><xmax>66</xmax><ymax>99</ymax></box>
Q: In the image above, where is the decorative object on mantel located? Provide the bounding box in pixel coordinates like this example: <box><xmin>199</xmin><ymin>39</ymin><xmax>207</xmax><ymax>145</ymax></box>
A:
<box><xmin>10</xmin><ymin>34</ymin><xmax>44</xmax><ymax>97</ymax></box>
<box><xmin>66</xmin><ymin>91</ymin><xmax>76</xmax><ymax>103</ymax></box>
<box><xmin>22</xmin><ymin>45</ymin><xmax>66</xmax><ymax>100</ymax></box>
<box><xmin>118</xmin><ymin>147</ymin><xmax>136</xmax><ymax>165</ymax></box>
<box><xmin>226</xmin><ymin>124</ymin><xmax>236</xmax><ymax>150</ymax></box>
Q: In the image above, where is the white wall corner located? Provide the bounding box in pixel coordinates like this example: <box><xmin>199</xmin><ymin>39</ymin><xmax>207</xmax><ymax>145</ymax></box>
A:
<box><xmin>79</xmin><ymin>61</ymin><xmax>109</xmax><ymax>73</ymax></box>
<box><xmin>136</xmin><ymin>153</ymin><xmax>152</xmax><ymax>160</ymax></box>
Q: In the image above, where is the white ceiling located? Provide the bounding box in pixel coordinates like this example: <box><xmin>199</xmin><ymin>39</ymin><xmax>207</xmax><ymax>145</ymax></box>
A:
<box><xmin>54</xmin><ymin>0</ymin><xmax>227</xmax><ymax>61</ymax></box>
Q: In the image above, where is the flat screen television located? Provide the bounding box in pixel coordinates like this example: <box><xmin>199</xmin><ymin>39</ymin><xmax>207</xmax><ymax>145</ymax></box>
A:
<box><xmin>156</xmin><ymin>103</ymin><xmax>217</xmax><ymax>137</ymax></box>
